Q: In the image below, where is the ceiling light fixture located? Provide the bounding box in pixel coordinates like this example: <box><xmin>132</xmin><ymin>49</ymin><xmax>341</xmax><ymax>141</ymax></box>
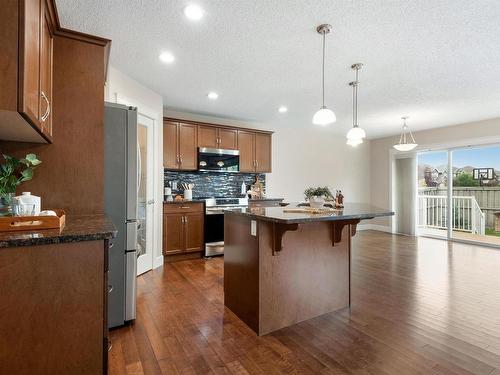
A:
<box><xmin>346</xmin><ymin>63</ymin><xmax>366</xmax><ymax>147</ymax></box>
<box><xmin>184</xmin><ymin>5</ymin><xmax>204</xmax><ymax>21</ymax></box>
<box><xmin>278</xmin><ymin>106</ymin><xmax>288</xmax><ymax>113</ymax></box>
<box><xmin>393</xmin><ymin>117</ymin><xmax>418</xmax><ymax>151</ymax></box>
<box><xmin>159</xmin><ymin>51</ymin><xmax>175</xmax><ymax>64</ymax></box>
<box><xmin>312</xmin><ymin>24</ymin><xmax>336</xmax><ymax>126</ymax></box>
<box><xmin>207</xmin><ymin>92</ymin><xmax>219</xmax><ymax>100</ymax></box>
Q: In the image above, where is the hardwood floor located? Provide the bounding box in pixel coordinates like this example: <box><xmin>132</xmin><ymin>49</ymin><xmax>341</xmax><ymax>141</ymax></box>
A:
<box><xmin>109</xmin><ymin>230</ymin><xmax>500</xmax><ymax>374</ymax></box>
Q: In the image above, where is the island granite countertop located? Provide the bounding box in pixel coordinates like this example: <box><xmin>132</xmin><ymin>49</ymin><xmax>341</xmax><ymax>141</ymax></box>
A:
<box><xmin>0</xmin><ymin>214</ymin><xmax>117</xmax><ymax>248</ymax></box>
<box><xmin>225</xmin><ymin>202</ymin><xmax>394</xmax><ymax>224</ymax></box>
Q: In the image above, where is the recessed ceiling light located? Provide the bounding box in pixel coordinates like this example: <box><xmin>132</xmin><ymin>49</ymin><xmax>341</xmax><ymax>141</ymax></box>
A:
<box><xmin>184</xmin><ymin>5</ymin><xmax>204</xmax><ymax>20</ymax></box>
<box><xmin>207</xmin><ymin>92</ymin><xmax>218</xmax><ymax>100</ymax></box>
<box><xmin>159</xmin><ymin>51</ymin><xmax>175</xmax><ymax>64</ymax></box>
<box><xmin>278</xmin><ymin>106</ymin><xmax>288</xmax><ymax>113</ymax></box>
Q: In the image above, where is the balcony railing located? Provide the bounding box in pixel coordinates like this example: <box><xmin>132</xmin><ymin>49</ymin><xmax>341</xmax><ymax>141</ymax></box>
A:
<box><xmin>418</xmin><ymin>195</ymin><xmax>485</xmax><ymax>235</ymax></box>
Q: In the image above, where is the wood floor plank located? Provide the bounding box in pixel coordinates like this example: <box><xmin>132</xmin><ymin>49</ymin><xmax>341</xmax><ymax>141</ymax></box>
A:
<box><xmin>108</xmin><ymin>231</ymin><xmax>500</xmax><ymax>374</ymax></box>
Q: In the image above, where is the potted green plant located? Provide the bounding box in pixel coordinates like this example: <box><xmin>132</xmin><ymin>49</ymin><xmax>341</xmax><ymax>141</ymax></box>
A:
<box><xmin>0</xmin><ymin>154</ymin><xmax>41</xmax><ymax>216</ymax></box>
<box><xmin>304</xmin><ymin>186</ymin><xmax>333</xmax><ymax>208</ymax></box>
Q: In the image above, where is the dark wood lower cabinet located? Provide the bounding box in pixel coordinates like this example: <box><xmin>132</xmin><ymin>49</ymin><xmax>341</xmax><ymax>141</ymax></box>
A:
<box><xmin>0</xmin><ymin>240</ymin><xmax>109</xmax><ymax>374</ymax></box>
<box><xmin>163</xmin><ymin>203</ymin><xmax>204</xmax><ymax>258</ymax></box>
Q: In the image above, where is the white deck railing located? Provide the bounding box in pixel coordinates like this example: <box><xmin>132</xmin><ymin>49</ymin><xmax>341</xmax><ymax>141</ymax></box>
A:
<box><xmin>418</xmin><ymin>195</ymin><xmax>485</xmax><ymax>235</ymax></box>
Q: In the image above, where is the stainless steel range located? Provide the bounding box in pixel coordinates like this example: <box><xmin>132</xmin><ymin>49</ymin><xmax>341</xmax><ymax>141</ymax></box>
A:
<box><xmin>204</xmin><ymin>197</ymin><xmax>248</xmax><ymax>257</ymax></box>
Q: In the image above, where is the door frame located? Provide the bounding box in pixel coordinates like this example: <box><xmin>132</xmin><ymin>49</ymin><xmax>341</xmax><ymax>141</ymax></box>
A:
<box><xmin>136</xmin><ymin>114</ymin><xmax>155</xmax><ymax>275</ymax></box>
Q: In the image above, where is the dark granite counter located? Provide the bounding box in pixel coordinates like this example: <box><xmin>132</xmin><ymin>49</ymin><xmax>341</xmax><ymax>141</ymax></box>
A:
<box><xmin>0</xmin><ymin>214</ymin><xmax>117</xmax><ymax>248</ymax></box>
<box><xmin>163</xmin><ymin>199</ymin><xmax>206</xmax><ymax>204</ymax></box>
<box><xmin>225</xmin><ymin>203</ymin><xmax>394</xmax><ymax>224</ymax></box>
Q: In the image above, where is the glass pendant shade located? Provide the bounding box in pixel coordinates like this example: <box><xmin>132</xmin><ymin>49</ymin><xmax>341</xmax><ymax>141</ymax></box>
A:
<box><xmin>393</xmin><ymin>118</ymin><xmax>418</xmax><ymax>151</ymax></box>
<box><xmin>313</xmin><ymin>106</ymin><xmax>336</xmax><ymax>126</ymax></box>
<box><xmin>393</xmin><ymin>143</ymin><xmax>417</xmax><ymax>152</ymax></box>
<box><xmin>347</xmin><ymin>137</ymin><xmax>363</xmax><ymax>146</ymax></box>
<box><xmin>346</xmin><ymin>126</ymin><xmax>366</xmax><ymax>140</ymax></box>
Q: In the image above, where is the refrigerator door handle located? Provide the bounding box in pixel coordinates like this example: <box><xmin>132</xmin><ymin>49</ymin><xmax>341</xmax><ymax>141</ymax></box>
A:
<box><xmin>126</xmin><ymin>221</ymin><xmax>138</xmax><ymax>251</ymax></box>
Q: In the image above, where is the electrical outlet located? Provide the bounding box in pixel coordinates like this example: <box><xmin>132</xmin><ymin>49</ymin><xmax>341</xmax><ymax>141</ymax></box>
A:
<box><xmin>251</xmin><ymin>220</ymin><xmax>257</xmax><ymax>236</ymax></box>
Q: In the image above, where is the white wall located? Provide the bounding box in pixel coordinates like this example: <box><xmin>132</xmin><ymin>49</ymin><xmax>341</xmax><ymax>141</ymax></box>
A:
<box><xmin>164</xmin><ymin>109</ymin><xmax>372</xmax><ymax>204</ymax></box>
<box><xmin>106</xmin><ymin>66</ymin><xmax>165</xmax><ymax>269</ymax></box>
<box><xmin>370</xmin><ymin>117</ymin><xmax>500</xmax><ymax>229</ymax></box>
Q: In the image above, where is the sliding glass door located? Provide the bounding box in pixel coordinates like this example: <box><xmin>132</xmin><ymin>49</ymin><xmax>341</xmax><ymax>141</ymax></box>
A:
<box><xmin>417</xmin><ymin>151</ymin><xmax>449</xmax><ymax>238</ymax></box>
<box><xmin>417</xmin><ymin>145</ymin><xmax>500</xmax><ymax>246</ymax></box>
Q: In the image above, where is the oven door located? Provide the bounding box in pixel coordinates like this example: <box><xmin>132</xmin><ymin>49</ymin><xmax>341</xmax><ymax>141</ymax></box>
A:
<box><xmin>198</xmin><ymin>148</ymin><xmax>239</xmax><ymax>173</ymax></box>
<box><xmin>204</xmin><ymin>211</ymin><xmax>225</xmax><ymax>257</ymax></box>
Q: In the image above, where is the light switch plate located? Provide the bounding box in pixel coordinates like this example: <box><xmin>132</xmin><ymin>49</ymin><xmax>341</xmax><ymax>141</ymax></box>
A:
<box><xmin>251</xmin><ymin>220</ymin><xmax>257</xmax><ymax>236</ymax></box>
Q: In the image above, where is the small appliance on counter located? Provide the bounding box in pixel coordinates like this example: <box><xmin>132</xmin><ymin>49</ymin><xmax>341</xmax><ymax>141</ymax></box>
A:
<box><xmin>204</xmin><ymin>197</ymin><xmax>248</xmax><ymax>257</ymax></box>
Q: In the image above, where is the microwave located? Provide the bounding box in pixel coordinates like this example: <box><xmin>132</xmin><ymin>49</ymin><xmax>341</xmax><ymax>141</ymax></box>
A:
<box><xmin>198</xmin><ymin>147</ymin><xmax>240</xmax><ymax>173</ymax></box>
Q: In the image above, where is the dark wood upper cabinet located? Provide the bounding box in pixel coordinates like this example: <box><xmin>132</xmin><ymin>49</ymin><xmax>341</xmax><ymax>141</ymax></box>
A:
<box><xmin>198</xmin><ymin>126</ymin><xmax>238</xmax><ymax>150</ymax></box>
<box><xmin>178</xmin><ymin>123</ymin><xmax>197</xmax><ymax>170</ymax></box>
<box><xmin>163</xmin><ymin>121</ymin><xmax>178</xmax><ymax>169</ymax></box>
<box><xmin>238</xmin><ymin>130</ymin><xmax>256</xmax><ymax>173</ymax></box>
<box><xmin>237</xmin><ymin>131</ymin><xmax>272</xmax><ymax>173</ymax></box>
<box><xmin>0</xmin><ymin>0</ymin><xmax>54</xmax><ymax>143</ymax></box>
<box><xmin>255</xmin><ymin>133</ymin><xmax>272</xmax><ymax>173</ymax></box>
<box><xmin>198</xmin><ymin>125</ymin><xmax>218</xmax><ymax>148</ymax></box>
<box><xmin>163</xmin><ymin>121</ymin><xmax>197</xmax><ymax>171</ymax></box>
<box><xmin>218</xmin><ymin>128</ymin><xmax>238</xmax><ymax>150</ymax></box>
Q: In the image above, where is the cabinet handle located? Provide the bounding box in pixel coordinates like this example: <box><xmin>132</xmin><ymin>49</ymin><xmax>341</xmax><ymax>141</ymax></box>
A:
<box><xmin>180</xmin><ymin>206</ymin><xmax>190</xmax><ymax>209</ymax></box>
<box><xmin>185</xmin><ymin>216</ymin><xmax>188</xmax><ymax>224</ymax></box>
<box><xmin>108</xmin><ymin>340</ymin><xmax>113</xmax><ymax>352</ymax></box>
<box><xmin>179</xmin><ymin>155</ymin><xmax>183</xmax><ymax>164</ymax></box>
<box><xmin>40</xmin><ymin>91</ymin><xmax>50</xmax><ymax>122</ymax></box>
<box><xmin>108</xmin><ymin>285</ymin><xmax>113</xmax><ymax>294</ymax></box>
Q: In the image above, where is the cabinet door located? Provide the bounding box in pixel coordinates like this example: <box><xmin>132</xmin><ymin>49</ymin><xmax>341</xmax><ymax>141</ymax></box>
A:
<box><xmin>163</xmin><ymin>121</ymin><xmax>178</xmax><ymax>169</ymax></box>
<box><xmin>163</xmin><ymin>214</ymin><xmax>184</xmax><ymax>255</ymax></box>
<box><xmin>19</xmin><ymin>0</ymin><xmax>42</xmax><ymax>130</ymax></box>
<box><xmin>39</xmin><ymin>1</ymin><xmax>53</xmax><ymax>139</ymax></box>
<box><xmin>218</xmin><ymin>128</ymin><xmax>238</xmax><ymax>150</ymax></box>
<box><xmin>178</xmin><ymin>123</ymin><xmax>198</xmax><ymax>171</ymax></box>
<box><xmin>238</xmin><ymin>130</ymin><xmax>255</xmax><ymax>173</ymax></box>
<box><xmin>198</xmin><ymin>125</ymin><xmax>217</xmax><ymax>148</ymax></box>
<box><xmin>184</xmin><ymin>213</ymin><xmax>204</xmax><ymax>253</ymax></box>
<box><xmin>255</xmin><ymin>133</ymin><xmax>272</xmax><ymax>173</ymax></box>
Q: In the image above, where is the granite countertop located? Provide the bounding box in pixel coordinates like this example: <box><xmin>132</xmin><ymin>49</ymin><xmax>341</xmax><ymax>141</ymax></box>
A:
<box><xmin>0</xmin><ymin>214</ymin><xmax>117</xmax><ymax>248</ymax></box>
<box><xmin>225</xmin><ymin>203</ymin><xmax>394</xmax><ymax>224</ymax></box>
<box><xmin>163</xmin><ymin>200</ymin><xmax>206</xmax><ymax>204</ymax></box>
<box><xmin>249</xmin><ymin>198</ymin><xmax>284</xmax><ymax>201</ymax></box>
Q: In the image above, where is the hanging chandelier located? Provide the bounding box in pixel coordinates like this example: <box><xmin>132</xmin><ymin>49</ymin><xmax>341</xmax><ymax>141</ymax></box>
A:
<box><xmin>393</xmin><ymin>116</ymin><xmax>418</xmax><ymax>151</ymax></box>
<box><xmin>312</xmin><ymin>24</ymin><xmax>336</xmax><ymax>126</ymax></box>
<box><xmin>346</xmin><ymin>63</ymin><xmax>366</xmax><ymax>146</ymax></box>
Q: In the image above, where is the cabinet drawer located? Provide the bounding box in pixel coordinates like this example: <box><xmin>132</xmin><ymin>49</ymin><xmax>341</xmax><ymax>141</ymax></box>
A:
<box><xmin>164</xmin><ymin>202</ymin><xmax>204</xmax><ymax>214</ymax></box>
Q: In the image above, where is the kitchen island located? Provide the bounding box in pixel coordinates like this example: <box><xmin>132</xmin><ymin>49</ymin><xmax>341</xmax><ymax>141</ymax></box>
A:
<box><xmin>224</xmin><ymin>203</ymin><xmax>393</xmax><ymax>335</ymax></box>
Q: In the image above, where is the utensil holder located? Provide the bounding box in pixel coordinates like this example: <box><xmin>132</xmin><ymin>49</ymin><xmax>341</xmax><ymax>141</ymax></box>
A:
<box><xmin>183</xmin><ymin>190</ymin><xmax>193</xmax><ymax>201</ymax></box>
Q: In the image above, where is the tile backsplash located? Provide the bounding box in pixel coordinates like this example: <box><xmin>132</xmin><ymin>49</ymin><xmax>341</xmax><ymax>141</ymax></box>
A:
<box><xmin>164</xmin><ymin>170</ymin><xmax>266</xmax><ymax>198</ymax></box>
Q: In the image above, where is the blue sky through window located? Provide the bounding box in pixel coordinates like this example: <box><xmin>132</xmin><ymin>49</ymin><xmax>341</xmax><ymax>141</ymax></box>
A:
<box><xmin>418</xmin><ymin>146</ymin><xmax>500</xmax><ymax>170</ymax></box>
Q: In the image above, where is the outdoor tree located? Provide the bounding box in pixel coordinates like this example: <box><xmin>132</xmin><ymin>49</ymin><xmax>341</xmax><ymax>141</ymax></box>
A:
<box><xmin>453</xmin><ymin>173</ymin><xmax>479</xmax><ymax>187</ymax></box>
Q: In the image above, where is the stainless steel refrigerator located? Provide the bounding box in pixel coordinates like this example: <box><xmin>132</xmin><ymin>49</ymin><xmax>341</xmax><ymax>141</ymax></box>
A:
<box><xmin>104</xmin><ymin>102</ymin><xmax>138</xmax><ymax>328</ymax></box>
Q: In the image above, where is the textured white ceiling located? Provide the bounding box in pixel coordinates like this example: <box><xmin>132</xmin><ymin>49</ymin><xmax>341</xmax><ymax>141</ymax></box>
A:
<box><xmin>55</xmin><ymin>0</ymin><xmax>500</xmax><ymax>138</ymax></box>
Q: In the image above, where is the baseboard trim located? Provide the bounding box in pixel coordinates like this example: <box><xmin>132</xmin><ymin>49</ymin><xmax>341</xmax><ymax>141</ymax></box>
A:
<box><xmin>153</xmin><ymin>255</ymin><xmax>164</xmax><ymax>269</ymax></box>
<box><xmin>357</xmin><ymin>224</ymin><xmax>392</xmax><ymax>233</ymax></box>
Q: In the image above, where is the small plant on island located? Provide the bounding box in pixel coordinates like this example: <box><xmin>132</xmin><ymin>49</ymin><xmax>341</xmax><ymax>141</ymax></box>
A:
<box><xmin>304</xmin><ymin>186</ymin><xmax>334</xmax><ymax>200</ymax></box>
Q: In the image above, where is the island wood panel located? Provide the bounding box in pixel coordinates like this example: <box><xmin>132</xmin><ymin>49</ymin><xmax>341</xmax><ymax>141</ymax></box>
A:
<box><xmin>0</xmin><ymin>241</ymin><xmax>105</xmax><ymax>374</ymax></box>
<box><xmin>237</xmin><ymin>130</ymin><xmax>255</xmax><ymax>172</ymax></box>
<box><xmin>223</xmin><ymin>213</ymin><xmax>260</xmax><ymax>333</ymax></box>
<box><xmin>258</xmin><ymin>220</ymin><xmax>350</xmax><ymax>335</ymax></box>
<box><xmin>163</xmin><ymin>120</ymin><xmax>178</xmax><ymax>169</ymax></box>
<box><xmin>0</xmin><ymin>35</ymin><xmax>106</xmax><ymax>215</ymax></box>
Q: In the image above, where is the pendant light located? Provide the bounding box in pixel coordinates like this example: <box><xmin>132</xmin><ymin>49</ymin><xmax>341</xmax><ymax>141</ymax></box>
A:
<box><xmin>346</xmin><ymin>63</ymin><xmax>366</xmax><ymax>146</ymax></box>
<box><xmin>312</xmin><ymin>24</ymin><xmax>336</xmax><ymax>126</ymax></box>
<box><xmin>393</xmin><ymin>116</ymin><xmax>418</xmax><ymax>151</ymax></box>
